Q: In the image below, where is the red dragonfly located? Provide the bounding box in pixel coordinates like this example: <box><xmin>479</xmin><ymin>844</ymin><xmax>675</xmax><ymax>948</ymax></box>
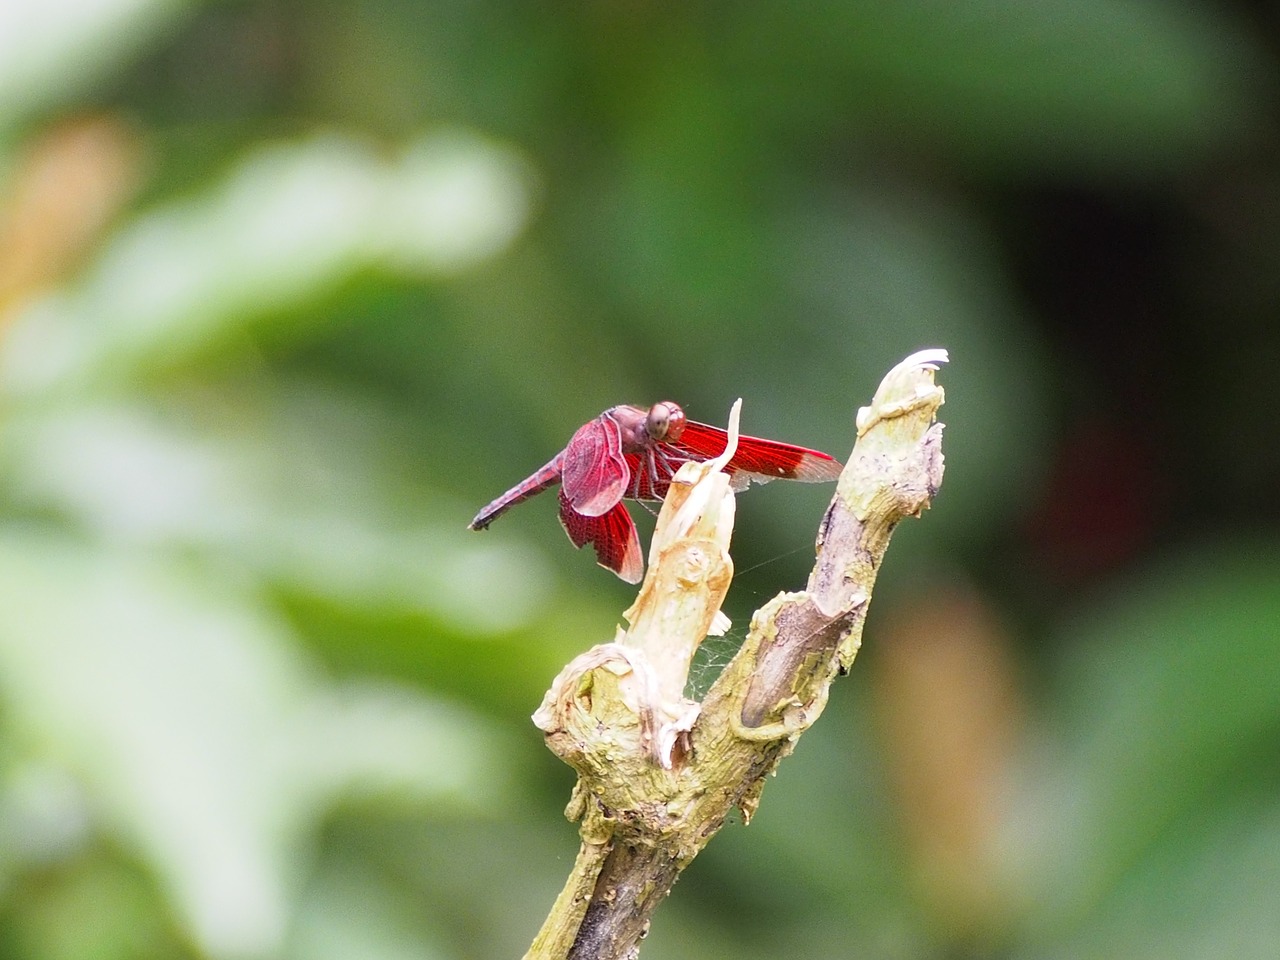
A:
<box><xmin>469</xmin><ymin>401</ymin><xmax>843</xmax><ymax>583</ymax></box>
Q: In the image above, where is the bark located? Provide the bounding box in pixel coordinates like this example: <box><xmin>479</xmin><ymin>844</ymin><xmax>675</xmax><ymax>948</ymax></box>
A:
<box><xmin>524</xmin><ymin>350</ymin><xmax>948</xmax><ymax>960</ymax></box>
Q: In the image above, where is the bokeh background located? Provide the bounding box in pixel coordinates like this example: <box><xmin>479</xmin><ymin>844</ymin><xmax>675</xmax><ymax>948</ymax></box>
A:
<box><xmin>1</xmin><ymin>1</ymin><xmax>1279</xmax><ymax>958</ymax></box>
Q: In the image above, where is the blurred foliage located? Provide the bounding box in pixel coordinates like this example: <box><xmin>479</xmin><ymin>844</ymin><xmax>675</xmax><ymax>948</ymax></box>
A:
<box><xmin>0</xmin><ymin>0</ymin><xmax>1278</xmax><ymax>958</ymax></box>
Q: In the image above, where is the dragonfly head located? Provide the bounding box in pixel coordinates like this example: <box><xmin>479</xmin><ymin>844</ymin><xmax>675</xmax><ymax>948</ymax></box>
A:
<box><xmin>646</xmin><ymin>401</ymin><xmax>686</xmax><ymax>443</ymax></box>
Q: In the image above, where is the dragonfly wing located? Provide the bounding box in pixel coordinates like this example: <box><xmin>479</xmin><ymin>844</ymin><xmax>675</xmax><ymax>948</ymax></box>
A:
<box><xmin>559</xmin><ymin>492</ymin><xmax>644</xmax><ymax>583</ymax></box>
<box><xmin>561</xmin><ymin>414</ymin><xmax>630</xmax><ymax>517</ymax></box>
<box><xmin>677</xmin><ymin>420</ymin><xmax>843</xmax><ymax>489</ymax></box>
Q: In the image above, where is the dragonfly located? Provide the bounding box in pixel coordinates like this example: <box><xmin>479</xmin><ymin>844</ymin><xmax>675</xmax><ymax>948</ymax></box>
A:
<box><xmin>468</xmin><ymin>401</ymin><xmax>843</xmax><ymax>583</ymax></box>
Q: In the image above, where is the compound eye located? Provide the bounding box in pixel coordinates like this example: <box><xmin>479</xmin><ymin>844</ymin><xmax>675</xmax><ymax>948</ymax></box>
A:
<box><xmin>646</xmin><ymin>401</ymin><xmax>686</xmax><ymax>442</ymax></box>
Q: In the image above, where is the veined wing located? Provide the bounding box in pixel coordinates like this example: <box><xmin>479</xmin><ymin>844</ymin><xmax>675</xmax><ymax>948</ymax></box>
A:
<box><xmin>561</xmin><ymin>413</ymin><xmax>630</xmax><ymax>517</ymax></box>
<box><xmin>675</xmin><ymin>420</ymin><xmax>843</xmax><ymax>491</ymax></box>
<box><xmin>558</xmin><ymin>491</ymin><xmax>644</xmax><ymax>583</ymax></box>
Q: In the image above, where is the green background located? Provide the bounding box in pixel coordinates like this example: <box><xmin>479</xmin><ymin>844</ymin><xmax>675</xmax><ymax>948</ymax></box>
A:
<box><xmin>0</xmin><ymin>0</ymin><xmax>1277</xmax><ymax>957</ymax></box>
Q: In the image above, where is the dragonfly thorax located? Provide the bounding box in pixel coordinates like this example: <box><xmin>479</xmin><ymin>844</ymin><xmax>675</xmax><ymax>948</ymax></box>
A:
<box><xmin>609</xmin><ymin>402</ymin><xmax>688</xmax><ymax>451</ymax></box>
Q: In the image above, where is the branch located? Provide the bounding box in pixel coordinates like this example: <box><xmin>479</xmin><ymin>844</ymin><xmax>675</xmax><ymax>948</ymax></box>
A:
<box><xmin>525</xmin><ymin>350</ymin><xmax>948</xmax><ymax>960</ymax></box>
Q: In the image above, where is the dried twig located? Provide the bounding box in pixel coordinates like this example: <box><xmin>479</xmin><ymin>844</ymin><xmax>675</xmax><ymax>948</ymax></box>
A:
<box><xmin>526</xmin><ymin>350</ymin><xmax>948</xmax><ymax>960</ymax></box>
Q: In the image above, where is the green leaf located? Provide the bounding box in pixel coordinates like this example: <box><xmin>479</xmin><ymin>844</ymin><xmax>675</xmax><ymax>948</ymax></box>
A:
<box><xmin>0</xmin><ymin>0</ymin><xmax>191</xmax><ymax>139</ymax></box>
<box><xmin>1011</xmin><ymin>541</ymin><xmax>1280</xmax><ymax>948</ymax></box>
<box><xmin>0</xmin><ymin>532</ymin><xmax>511</xmax><ymax>957</ymax></box>
<box><xmin>730</xmin><ymin>0</ymin><xmax>1264</xmax><ymax>173</ymax></box>
<box><xmin>1</xmin><ymin>393</ymin><xmax>554</xmax><ymax>633</ymax></box>
<box><xmin>0</xmin><ymin>132</ymin><xmax>532</xmax><ymax>397</ymax></box>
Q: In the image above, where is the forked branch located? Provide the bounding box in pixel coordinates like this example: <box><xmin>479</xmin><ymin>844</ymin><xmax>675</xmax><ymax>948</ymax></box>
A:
<box><xmin>525</xmin><ymin>350</ymin><xmax>948</xmax><ymax>960</ymax></box>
